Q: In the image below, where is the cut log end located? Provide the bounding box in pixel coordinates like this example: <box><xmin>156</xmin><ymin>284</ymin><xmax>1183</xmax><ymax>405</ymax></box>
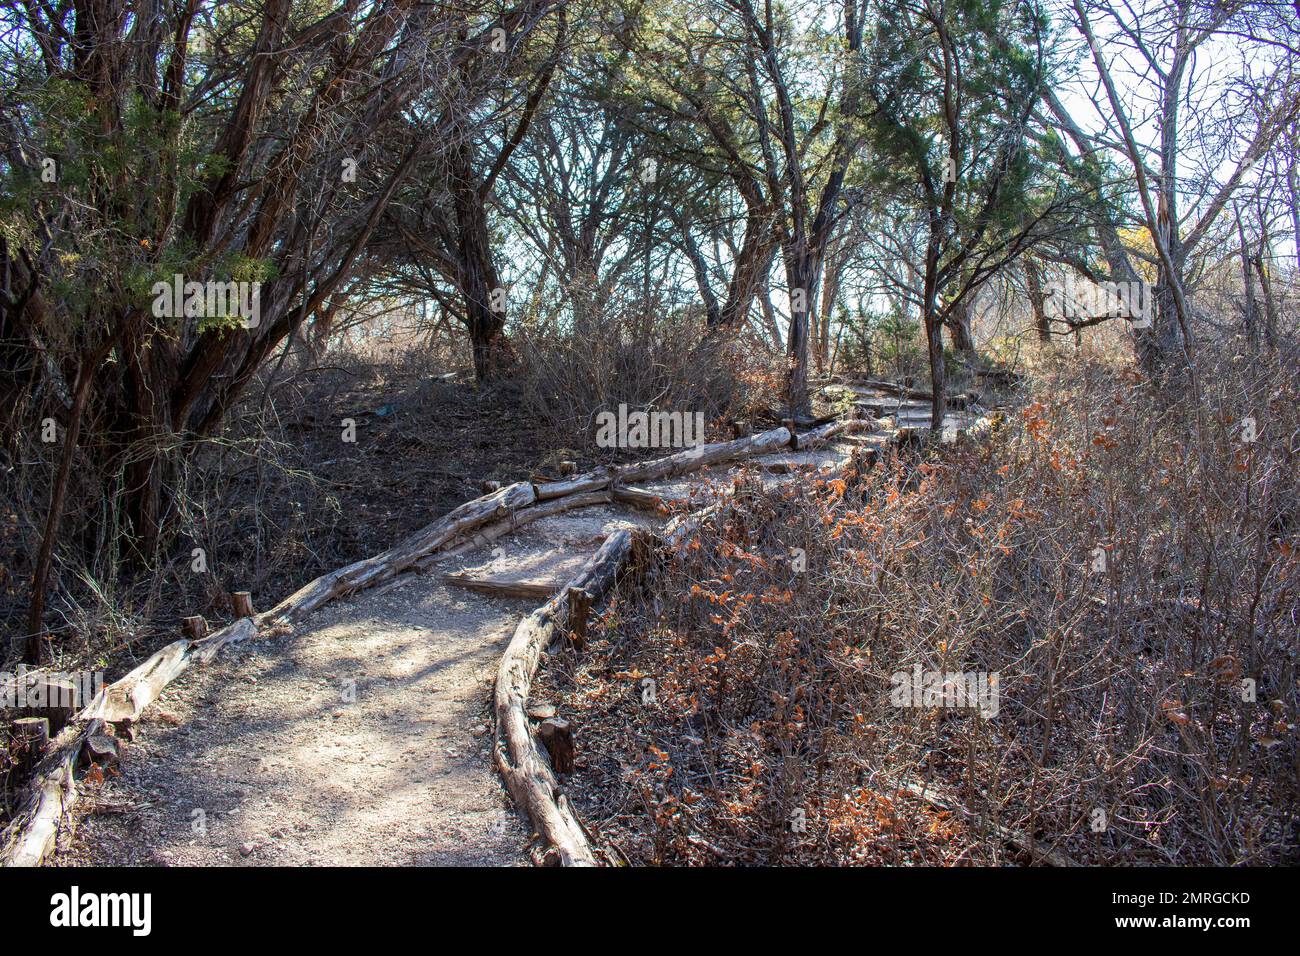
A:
<box><xmin>231</xmin><ymin>591</ymin><xmax>255</xmax><ymax>618</ymax></box>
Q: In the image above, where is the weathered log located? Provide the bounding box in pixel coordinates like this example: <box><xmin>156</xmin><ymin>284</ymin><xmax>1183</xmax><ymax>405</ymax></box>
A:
<box><xmin>443</xmin><ymin>573</ymin><xmax>557</xmax><ymax>601</ymax></box>
<box><xmin>0</xmin><ymin>718</ymin><xmax>101</xmax><ymax>867</ymax></box>
<box><xmin>422</xmin><ymin>491</ymin><xmax>613</xmax><ymax>568</ymax></box>
<box><xmin>80</xmin><ymin>640</ymin><xmax>192</xmax><ymax>724</ymax></box>
<box><xmin>611</xmin><ymin>484</ymin><xmax>666</xmax><ymax>513</ymax></box>
<box><xmin>532</xmin><ymin>465</ymin><xmax>619</xmax><ymax>501</ymax></box>
<box><xmin>618</xmin><ymin>425</ymin><xmax>793</xmax><ymax>484</ymax></box>
<box><xmin>494</xmin><ymin>529</ymin><xmax>640</xmax><ymax>867</ymax></box>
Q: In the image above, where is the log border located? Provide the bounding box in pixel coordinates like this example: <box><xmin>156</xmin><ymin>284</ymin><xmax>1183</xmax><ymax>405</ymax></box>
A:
<box><xmin>0</xmin><ymin>413</ymin><xmax>911</xmax><ymax>867</ymax></box>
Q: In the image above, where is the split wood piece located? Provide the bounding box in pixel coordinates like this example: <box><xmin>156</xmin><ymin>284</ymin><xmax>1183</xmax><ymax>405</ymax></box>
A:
<box><xmin>495</xmin><ymin>529</ymin><xmax>640</xmax><ymax>867</ymax></box>
<box><xmin>230</xmin><ymin>592</ymin><xmax>254</xmax><ymax>618</ymax></box>
<box><xmin>611</xmin><ymin>484</ymin><xmax>666</xmax><ymax>513</ymax></box>
<box><xmin>84</xmin><ymin>732</ymin><xmax>122</xmax><ymax>767</ymax></box>
<box><xmin>894</xmin><ymin>778</ymin><xmax>1078</xmax><ymax>867</ymax></box>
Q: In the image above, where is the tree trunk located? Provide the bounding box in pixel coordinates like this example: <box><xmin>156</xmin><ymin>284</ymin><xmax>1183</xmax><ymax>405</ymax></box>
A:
<box><xmin>784</xmin><ymin>251</ymin><xmax>819</xmax><ymax>417</ymax></box>
<box><xmin>451</xmin><ymin>134</ymin><xmax>511</xmax><ymax>382</ymax></box>
<box><xmin>945</xmin><ymin>298</ymin><xmax>976</xmax><ymax>355</ymax></box>
<box><xmin>1024</xmin><ymin>256</ymin><xmax>1051</xmax><ymax>343</ymax></box>
<box><xmin>27</xmin><ymin>353</ymin><xmax>98</xmax><ymax>661</ymax></box>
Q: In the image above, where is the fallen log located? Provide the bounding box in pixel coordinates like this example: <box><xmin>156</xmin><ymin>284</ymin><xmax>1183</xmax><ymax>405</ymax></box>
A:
<box><xmin>421</xmin><ymin>491</ymin><xmax>613</xmax><ymax>568</ymax></box>
<box><xmin>1</xmin><ymin>719</ymin><xmax>102</xmax><ymax>867</ymax></box>
<box><xmin>80</xmin><ymin>640</ymin><xmax>191</xmax><ymax>724</ymax></box>
<box><xmin>612</xmin><ymin>484</ymin><xmax>666</xmax><ymax>512</ymax></box>
<box><xmin>4</xmin><ymin>414</ymin><xmax>870</xmax><ymax>867</ymax></box>
<box><xmin>620</xmin><ymin>426</ymin><xmax>793</xmax><ymax>483</ymax></box>
<box><xmin>443</xmin><ymin>573</ymin><xmax>558</xmax><ymax>601</ymax></box>
<box><xmin>260</xmin><ymin>481</ymin><xmax>538</xmax><ymax>626</ymax></box>
<box><xmin>494</xmin><ymin>529</ymin><xmax>641</xmax><ymax>866</ymax></box>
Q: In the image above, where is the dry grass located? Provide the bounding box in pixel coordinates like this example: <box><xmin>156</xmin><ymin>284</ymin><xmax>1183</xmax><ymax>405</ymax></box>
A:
<box><xmin>550</xmin><ymin>340</ymin><xmax>1300</xmax><ymax>865</ymax></box>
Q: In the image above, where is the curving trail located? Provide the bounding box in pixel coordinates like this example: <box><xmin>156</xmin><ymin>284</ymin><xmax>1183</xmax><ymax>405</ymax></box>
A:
<box><xmin>36</xmin><ymin>405</ymin><xmax>957</xmax><ymax>866</ymax></box>
<box><xmin>63</xmin><ymin>504</ymin><xmax>650</xmax><ymax>866</ymax></box>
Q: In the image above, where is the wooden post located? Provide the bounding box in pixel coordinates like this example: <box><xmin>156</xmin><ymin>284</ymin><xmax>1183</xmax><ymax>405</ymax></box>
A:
<box><xmin>9</xmin><ymin>717</ymin><xmax>49</xmax><ymax>779</ymax></box>
<box><xmin>567</xmin><ymin>587</ymin><xmax>593</xmax><ymax>650</ymax></box>
<box><xmin>231</xmin><ymin>592</ymin><xmax>254</xmax><ymax>618</ymax></box>
<box><xmin>182</xmin><ymin>616</ymin><xmax>208</xmax><ymax>640</ymax></box>
<box><xmin>538</xmin><ymin>717</ymin><xmax>575</xmax><ymax>774</ymax></box>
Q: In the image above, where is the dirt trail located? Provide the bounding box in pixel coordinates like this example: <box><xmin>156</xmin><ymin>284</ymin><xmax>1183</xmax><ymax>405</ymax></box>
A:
<box><xmin>57</xmin><ymin>448</ymin><xmax>850</xmax><ymax>867</ymax></box>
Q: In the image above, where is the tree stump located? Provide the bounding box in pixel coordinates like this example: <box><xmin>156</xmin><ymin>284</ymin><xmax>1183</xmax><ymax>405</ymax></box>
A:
<box><xmin>567</xmin><ymin>587</ymin><xmax>593</xmax><ymax>650</ymax></box>
<box><xmin>537</xmin><ymin>717</ymin><xmax>575</xmax><ymax>774</ymax></box>
<box><xmin>782</xmin><ymin>418</ymin><xmax>799</xmax><ymax>450</ymax></box>
<box><xmin>558</xmin><ymin>460</ymin><xmax>577</xmax><ymax>476</ymax></box>
<box><xmin>18</xmin><ymin>673</ymin><xmax>79</xmax><ymax>735</ymax></box>
<box><xmin>9</xmin><ymin>717</ymin><xmax>50</xmax><ymax>780</ymax></box>
<box><xmin>231</xmin><ymin>591</ymin><xmax>255</xmax><ymax>618</ymax></box>
<box><xmin>480</xmin><ymin>479</ymin><xmax>501</xmax><ymax>494</ymax></box>
<box><xmin>182</xmin><ymin>615</ymin><xmax>208</xmax><ymax>640</ymax></box>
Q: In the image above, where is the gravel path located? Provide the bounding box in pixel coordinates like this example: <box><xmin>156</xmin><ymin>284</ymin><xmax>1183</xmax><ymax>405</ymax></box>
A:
<box><xmin>55</xmin><ymin>447</ymin><xmax>850</xmax><ymax>866</ymax></box>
